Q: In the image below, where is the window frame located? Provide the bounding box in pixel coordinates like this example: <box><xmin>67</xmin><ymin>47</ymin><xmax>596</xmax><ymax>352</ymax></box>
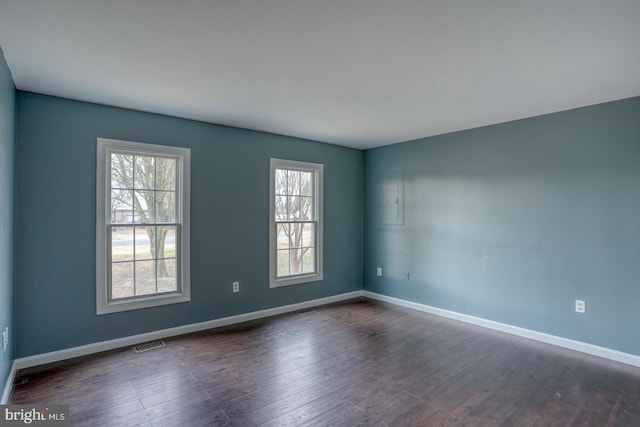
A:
<box><xmin>269</xmin><ymin>158</ymin><xmax>324</xmax><ymax>288</ymax></box>
<box><xmin>96</xmin><ymin>138</ymin><xmax>191</xmax><ymax>315</ymax></box>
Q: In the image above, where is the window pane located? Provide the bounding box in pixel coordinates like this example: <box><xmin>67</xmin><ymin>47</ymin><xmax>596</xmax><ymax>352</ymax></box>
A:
<box><xmin>133</xmin><ymin>191</ymin><xmax>155</xmax><ymax>223</ymax></box>
<box><xmin>300</xmin><ymin>171</ymin><xmax>313</xmax><ymax>196</ymax></box>
<box><xmin>290</xmin><ymin>248</ymin><xmax>301</xmax><ymax>275</ymax></box>
<box><xmin>287</xmin><ymin>170</ymin><xmax>299</xmax><ymax>195</ymax></box>
<box><xmin>283</xmin><ymin>196</ymin><xmax>293</xmax><ymax>220</ymax></box>
<box><xmin>277</xmin><ymin>224</ymin><xmax>290</xmax><ymax>249</ymax></box>
<box><xmin>302</xmin><ymin>248</ymin><xmax>315</xmax><ymax>274</ymax></box>
<box><xmin>134</xmin><ymin>155</ymin><xmax>155</xmax><ymax>190</ymax></box>
<box><xmin>111</xmin><ymin>227</ymin><xmax>134</xmax><ymax>261</ymax></box>
<box><xmin>289</xmin><ymin>223</ymin><xmax>303</xmax><ymax>248</ymax></box>
<box><xmin>291</xmin><ymin>196</ymin><xmax>312</xmax><ymax>221</ymax></box>
<box><xmin>302</xmin><ymin>223</ymin><xmax>314</xmax><ymax>248</ymax></box>
<box><xmin>288</xmin><ymin>196</ymin><xmax>299</xmax><ymax>220</ymax></box>
<box><xmin>135</xmin><ymin>227</ymin><xmax>154</xmax><ymax>260</ymax></box>
<box><xmin>155</xmin><ymin>157</ymin><xmax>176</xmax><ymax>190</ymax></box>
<box><xmin>157</xmin><ymin>258</ymin><xmax>177</xmax><ymax>293</ymax></box>
<box><xmin>112</xmin><ymin>262</ymin><xmax>134</xmax><ymax>299</ymax></box>
<box><xmin>135</xmin><ymin>260</ymin><xmax>156</xmax><ymax>295</ymax></box>
<box><xmin>275</xmin><ymin>195</ymin><xmax>288</xmax><ymax>221</ymax></box>
<box><xmin>277</xmin><ymin>250</ymin><xmax>290</xmax><ymax>277</ymax></box>
<box><xmin>111</xmin><ymin>153</ymin><xmax>133</xmax><ymax>189</ymax></box>
<box><xmin>111</xmin><ymin>190</ymin><xmax>133</xmax><ymax>224</ymax></box>
<box><xmin>156</xmin><ymin>191</ymin><xmax>175</xmax><ymax>223</ymax></box>
<box><xmin>304</xmin><ymin>196</ymin><xmax>314</xmax><ymax>220</ymax></box>
<box><xmin>275</xmin><ymin>169</ymin><xmax>287</xmax><ymax>195</ymax></box>
<box><xmin>157</xmin><ymin>226</ymin><xmax>176</xmax><ymax>259</ymax></box>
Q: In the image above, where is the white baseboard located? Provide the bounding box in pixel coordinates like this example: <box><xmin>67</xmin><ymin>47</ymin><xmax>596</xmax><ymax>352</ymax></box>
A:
<box><xmin>14</xmin><ymin>291</ymin><xmax>363</xmax><ymax>370</ymax></box>
<box><xmin>14</xmin><ymin>289</ymin><xmax>639</xmax><ymax>373</ymax></box>
<box><xmin>364</xmin><ymin>291</ymin><xmax>640</xmax><ymax>368</ymax></box>
<box><xmin>1</xmin><ymin>361</ymin><xmax>16</xmax><ymax>404</ymax></box>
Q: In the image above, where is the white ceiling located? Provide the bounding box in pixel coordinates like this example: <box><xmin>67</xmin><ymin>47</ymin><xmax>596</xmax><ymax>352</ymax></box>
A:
<box><xmin>0</xmin><ymin>1</ymin><xmax>639</xmax><ymax>149</ymax></box>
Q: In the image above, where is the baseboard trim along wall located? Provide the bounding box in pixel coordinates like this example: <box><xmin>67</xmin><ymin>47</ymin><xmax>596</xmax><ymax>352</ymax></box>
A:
<box><xmin>1</xmin><ymin>362</ymin><xmax>17</xmax><ymax>404</ymax></box>
<box><xmin>363</xmin><ymin>291</ymin><xmax>640</xmax><ymax>368</ymax></box>
<box><xmin>13</xmin><ymin>291</ymin><xmax>363</xmax><ymax>370</ymax></box>
<box><xmin>12</xmin><ymin>289</ymin><xmax>640</xmax><ymax>375</ymax></box>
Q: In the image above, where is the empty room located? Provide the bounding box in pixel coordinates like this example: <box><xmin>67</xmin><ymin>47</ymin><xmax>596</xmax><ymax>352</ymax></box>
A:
<box><xmin>1</xmin><ymin>1</ymin><xmax>640</xmax><ymax>426</ymax></box>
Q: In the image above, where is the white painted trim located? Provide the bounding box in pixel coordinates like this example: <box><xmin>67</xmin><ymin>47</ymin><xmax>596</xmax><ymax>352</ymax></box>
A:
<box><xmin>363</xmin><ymin>291</ymin><xmax>640</xmax><ymax>368</ymax></box>
<box><xmin>17</xmin><ymin>290</ymin><xmax>637</xmax><ymax>372</ymax></box>
<box><xmin>15</xmin><ymin>291</ymin><xmax>363</xmax><ymax>370</ymax></box>
<box><xmin>1</xmin><ymin>361</ymin><xmax>16</xmax><ymax>404</ymax></box>
<box><xmin>269</xmin><ymin>158</ymin><xmax>324</xmax><ymax>288</ymax></box>
<box><xmin>96</xmin><ymin>137</ymin><xmax>192</xmax><ymax>315</ymax></box>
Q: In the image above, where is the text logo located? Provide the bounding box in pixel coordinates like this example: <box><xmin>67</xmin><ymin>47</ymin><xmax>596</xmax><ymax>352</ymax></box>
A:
<box><xmin>0</xmin><ymin>405</ymin><xmax>68</xmax><ymax>426</ymax></box>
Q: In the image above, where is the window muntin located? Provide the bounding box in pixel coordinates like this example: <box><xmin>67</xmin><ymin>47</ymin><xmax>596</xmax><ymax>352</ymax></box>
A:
<box><xmin>270</xmin><ymin>159</ymin><xmax>323</xmax><ymax>287</ymax></box>
<box><xmin>97</xmin><ymin>138</ymin><xmax>190</xmax><ymax>314</ymax></box>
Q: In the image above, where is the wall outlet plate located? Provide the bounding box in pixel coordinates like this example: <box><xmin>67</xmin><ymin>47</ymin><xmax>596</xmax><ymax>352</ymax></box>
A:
<box><xmin>376</xmin><ymin>267</ymin><xmax>382</xmax><ymax>276</ymax></box>
<box><xmin>575</xmin><ymin>300</ymin><xmax>586</xmax><ymax>313</ymax></box>
<box><xmin>233</xmin><ymin>282</ymin><xmax>240</xmax><ymax>293</ymax></box>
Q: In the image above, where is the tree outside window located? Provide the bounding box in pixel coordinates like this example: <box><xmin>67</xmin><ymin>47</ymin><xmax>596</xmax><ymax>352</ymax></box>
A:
<box><xmin>270</xmin><ymin>158</ymin><xmax>323</xmax><ymax>288</ymax></box>
<box><xmin>97</xmin><ymin>138</ymin><xmax>190</xmax><ymax>315</ymax></box>
<box><xmin>110</xmin><ymin>153</ymin><xmax>178</xmax><ymax>298</ymax></box>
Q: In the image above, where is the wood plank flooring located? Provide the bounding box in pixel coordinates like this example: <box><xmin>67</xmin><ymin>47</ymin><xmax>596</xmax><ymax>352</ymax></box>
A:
<box><xmin>10</xmin><ymin>298</ymin><xmax>640</xmax><ymax>426</ymax></box>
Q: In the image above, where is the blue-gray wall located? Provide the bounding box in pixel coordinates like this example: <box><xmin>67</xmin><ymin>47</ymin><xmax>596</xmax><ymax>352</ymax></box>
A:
<box><xmin>11</xmin><ymin>84</ymin><xmax>640</xmax><ymax>360</ymax></box>
<box><xmin>0</xmin><ymin>47</ymin><xmax>15</xmax><ymax>395</ymax></box>
<box><xmin>15</xmin><ymin>92</ymin><xmax>363</xmax><ymax>357</ymax></box>
<box><xmin>364</xmin><ymin>96</ymin><xmax>640</xmax><ymax>356</ymax></box>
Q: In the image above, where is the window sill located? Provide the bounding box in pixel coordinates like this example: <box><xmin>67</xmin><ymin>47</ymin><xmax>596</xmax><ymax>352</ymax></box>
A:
<box><xmin>97</xmin><ymin>292</ymin><xmax>190</xmax><ymax>315</ymax></box>
<box><xmin>269</xmin><ymin>273</ymin><xmax>323</xmax><ymax>288</ymax></box>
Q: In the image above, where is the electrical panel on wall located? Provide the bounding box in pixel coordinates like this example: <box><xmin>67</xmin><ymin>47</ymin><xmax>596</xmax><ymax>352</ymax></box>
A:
<box><xmin>381</xmin><ymin>171</ymin><xmax>404</xmax><ymax>225</ymax></box>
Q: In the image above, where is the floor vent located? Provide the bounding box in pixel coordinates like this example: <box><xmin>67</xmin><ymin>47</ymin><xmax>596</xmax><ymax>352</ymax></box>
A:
<box><xmin>134</xmin><ymin>340</ymin><xmax>165</xmax><ymax>353</ymax></box>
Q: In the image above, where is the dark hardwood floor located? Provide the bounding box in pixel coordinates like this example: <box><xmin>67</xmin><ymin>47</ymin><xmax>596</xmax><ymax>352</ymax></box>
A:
<box><xmin>10</xmin><ymin>298</ymin><xmax>640</xmax><ymax>426</ymax></box>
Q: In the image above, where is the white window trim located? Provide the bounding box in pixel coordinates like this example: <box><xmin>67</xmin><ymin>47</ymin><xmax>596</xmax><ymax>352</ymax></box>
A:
<box><xmin>96</xmin><ymin>138</ymin><xmax>191</xmax><ymax>314</ymax></box>
<box><xmin>269</xmin><ymin>158</ymin><xmax>324</xmax><ymax>288</ymax></box>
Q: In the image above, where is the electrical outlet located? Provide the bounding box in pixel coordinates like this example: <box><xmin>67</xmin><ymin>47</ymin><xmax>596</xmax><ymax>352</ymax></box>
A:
<box><xmin>233</xmin><ymin>282</ymin><xmax>240</xmax><ymax>293</ymax></box>
<box><xmin>575</xmin><ymin>300</ymin><xmax>586</xmax><ymax>314</ymax></box>
<box><xmin>376</xmin><ymin>267</ymin><xmax>382</xmax><ymax>276</ymax></box>
<box><xmin>2</xmin><ymin>327</ymin><xmax>7</xmax><ymax>352</ymax></box>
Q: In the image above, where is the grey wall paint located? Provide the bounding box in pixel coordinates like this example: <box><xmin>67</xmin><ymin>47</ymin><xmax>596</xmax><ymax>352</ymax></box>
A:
<box><xmin>0</xmin><ymin>47</ymin><xmax>15</xmax><ymax>393</ymax></box>
<box><xmin>364</xmin><ymin>97</ymin><xmax>640</xmax><ymax>356</ymax></box>
<box><xmin>15</xmin><ymin>92</ymin><xmax>363</xmax><ymax>357</ymax></box>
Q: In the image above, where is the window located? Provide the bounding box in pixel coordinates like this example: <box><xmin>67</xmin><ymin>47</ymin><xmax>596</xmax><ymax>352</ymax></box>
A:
<box><xmin>96</xmin><ymin>138</ymin><xmax>190</xmax><ymax>314</ymax></box>
<box><xmin>269</xmin><ymin>158</ymin><xmax>323</xmax><ymax>288</ymax></box>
